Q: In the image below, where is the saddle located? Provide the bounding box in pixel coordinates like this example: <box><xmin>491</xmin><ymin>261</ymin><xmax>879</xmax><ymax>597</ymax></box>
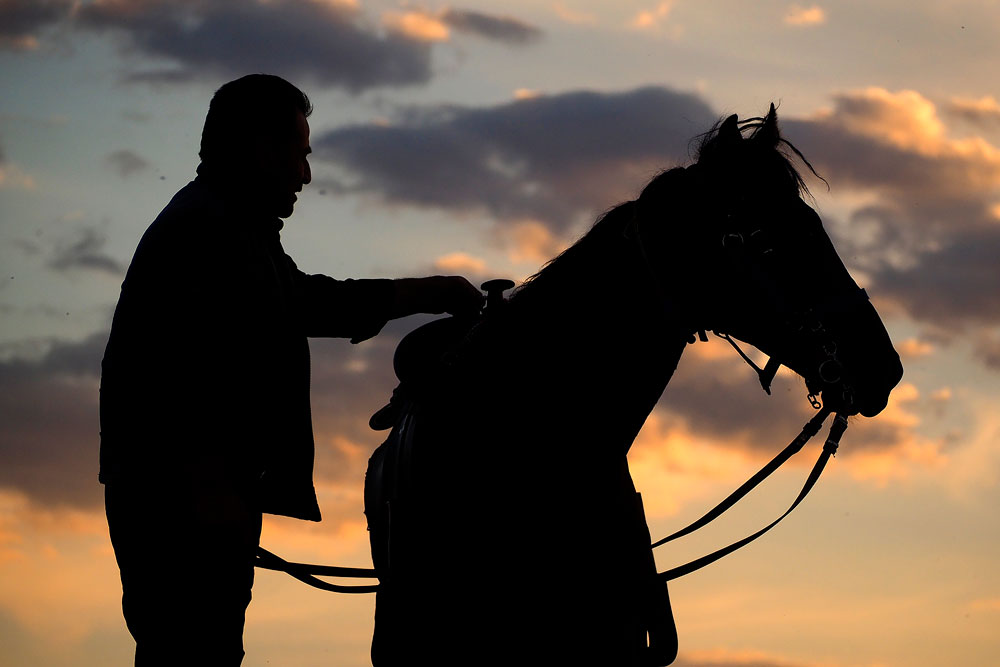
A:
<box><xmin>363</xmin><ymin>285</ymin><xmax>677</xmax><ymax>666</ymax></box>
<box><xmin>368</xmin><ymin>315</ymin><xmax>476</xmax><ymax>431</ymax></box>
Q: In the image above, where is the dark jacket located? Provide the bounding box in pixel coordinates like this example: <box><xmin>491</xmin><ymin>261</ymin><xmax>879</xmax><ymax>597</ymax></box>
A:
<box><xmin>100</xmin><ymin>175</ymin><xmax>393</xmax><ymax>521</ymax></box>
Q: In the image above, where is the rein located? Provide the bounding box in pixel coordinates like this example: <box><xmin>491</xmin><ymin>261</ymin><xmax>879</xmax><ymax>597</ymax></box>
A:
<box><xmin>254</xmin><ymin>548</ymin><xmax>379</xmax><ymax>593</ymax></box>
<box><xmin>653</xmin><ymin>407</ymin><xmax>847</xmax><ymax>580</ymax></box>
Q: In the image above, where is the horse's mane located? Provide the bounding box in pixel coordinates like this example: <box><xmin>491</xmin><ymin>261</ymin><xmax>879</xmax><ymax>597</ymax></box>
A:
<box><xmin>513</xmin><ymin>108</ymin><xmax>822</xmax><ymax>306</ymax></box>
<box><xmin>511</xmin><ymin>197</ymin><xmax>643</xmax><ymax>306</ymax></box>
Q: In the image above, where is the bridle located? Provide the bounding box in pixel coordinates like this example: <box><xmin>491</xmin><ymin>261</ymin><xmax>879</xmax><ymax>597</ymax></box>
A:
<box><xmin>626</xmin><ymin>183</ymin><xmax>868</xmax><ymax>580</ymax></box>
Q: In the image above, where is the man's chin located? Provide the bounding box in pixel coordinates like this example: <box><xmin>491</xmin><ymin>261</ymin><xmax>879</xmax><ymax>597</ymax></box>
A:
<box><xmin>276</xmin><ymin>197</ymin><xmax>296</xmax><ymax>219</ymax></box>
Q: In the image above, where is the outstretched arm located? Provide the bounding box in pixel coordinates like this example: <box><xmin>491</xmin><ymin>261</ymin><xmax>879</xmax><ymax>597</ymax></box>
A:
<box><xmin>388</xmin><ymin>276</ymin><xmax>484</xmax><ymax>320</ymax></box>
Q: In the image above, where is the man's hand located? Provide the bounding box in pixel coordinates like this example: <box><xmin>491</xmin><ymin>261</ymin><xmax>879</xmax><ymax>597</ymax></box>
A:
<box><xmin>390</xmin><ymin>276</ymin><xmax>485</xmax><ymax>319</ymax></box>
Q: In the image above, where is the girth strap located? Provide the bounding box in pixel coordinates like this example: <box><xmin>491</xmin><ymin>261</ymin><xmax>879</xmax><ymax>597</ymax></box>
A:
<box><xmin>653</xmin><ymin>411</ymin><xmax>847</xmax><ymax>581</ymax></box>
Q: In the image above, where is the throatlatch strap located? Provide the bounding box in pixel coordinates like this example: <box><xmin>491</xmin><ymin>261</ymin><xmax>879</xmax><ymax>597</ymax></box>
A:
<box><xmin>255</xmin><ymin>547</ymin><xmax>379</xmax><ymax>594</ymax></box>
<box><xmin>653</xmin><ymin>411</ymin><xmax>845</xmax><ymax>581</ymax></box>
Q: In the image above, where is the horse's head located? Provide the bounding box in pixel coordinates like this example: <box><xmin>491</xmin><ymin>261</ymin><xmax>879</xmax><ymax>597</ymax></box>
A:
<box><xmin>635</xmin><ymin>105</ymin><xmax>902</xmax><ymax>417</ymax></box>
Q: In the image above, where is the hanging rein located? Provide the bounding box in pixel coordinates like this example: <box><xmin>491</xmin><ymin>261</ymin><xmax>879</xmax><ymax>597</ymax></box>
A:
<box><xmin>257</xmin><ymin>203</ymin><xmax>866</xmax><ymax>590</ymax></box>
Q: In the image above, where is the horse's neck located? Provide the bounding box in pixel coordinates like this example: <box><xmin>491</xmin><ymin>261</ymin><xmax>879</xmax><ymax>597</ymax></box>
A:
<box><xmin>504</xmin><ymin>276</ymin><xmax>688</xmax><ymax>452</ymax></box>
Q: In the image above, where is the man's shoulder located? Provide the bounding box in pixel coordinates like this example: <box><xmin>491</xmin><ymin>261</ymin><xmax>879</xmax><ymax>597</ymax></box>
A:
<box><xmin>140</xmin><ymin>180</ymin><xmax>236</xmax><ymax>249</ymax></box>
<box><xmin>152</xmin><ymin>179</ymin><xmax>226</xmax><ymax>230</ymax></box>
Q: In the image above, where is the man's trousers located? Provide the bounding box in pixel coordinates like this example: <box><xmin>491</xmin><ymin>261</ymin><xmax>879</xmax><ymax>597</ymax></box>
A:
<box><xmin>106</xmin><ymin>481</ymin><xmax>262</xmax><ymax>666</ymax></box>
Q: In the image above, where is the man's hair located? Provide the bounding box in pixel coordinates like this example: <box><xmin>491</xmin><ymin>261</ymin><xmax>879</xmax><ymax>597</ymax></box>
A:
<box><xmin>199</xmin><ymin>74</ymin><xmax>312</xmax><ymax>168</ymax></box>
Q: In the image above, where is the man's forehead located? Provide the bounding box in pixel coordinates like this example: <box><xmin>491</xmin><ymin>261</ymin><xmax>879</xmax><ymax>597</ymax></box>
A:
<box><xmin>295</xmin><ymin>110</ymin><xmax>309</xmax><ymax>136</ymax></box>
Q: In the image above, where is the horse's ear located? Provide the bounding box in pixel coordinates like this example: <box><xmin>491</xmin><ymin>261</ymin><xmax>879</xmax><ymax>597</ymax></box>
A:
<box><xmin>756</xmin><ymin>103</ymin><xmax>779</xmax><ymax>146</ymax></box>
<box><xmin>719</xmin><ymin>114</ymin><xmax>741</xmax><ymax>145</ymax></box>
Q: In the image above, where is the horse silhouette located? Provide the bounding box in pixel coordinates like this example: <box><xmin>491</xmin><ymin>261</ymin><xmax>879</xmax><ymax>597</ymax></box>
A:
<box><xmin>364</xmin><ymin>106</ymin><xmax>904</xmax><ymax>666</ymax></box>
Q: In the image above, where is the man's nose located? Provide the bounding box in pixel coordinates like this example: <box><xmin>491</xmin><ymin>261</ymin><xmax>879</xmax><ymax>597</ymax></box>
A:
<box><xmin>302</xmin><ymin>160</ymin><xmax>311</xmax><ymax>186</ymax></box>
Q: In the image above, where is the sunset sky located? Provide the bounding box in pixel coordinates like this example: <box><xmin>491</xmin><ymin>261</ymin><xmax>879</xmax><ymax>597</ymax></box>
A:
<box><xmin>2</xmin><ymin>1</ymin><xmax>999</xmax><ymax>665</ymax></box>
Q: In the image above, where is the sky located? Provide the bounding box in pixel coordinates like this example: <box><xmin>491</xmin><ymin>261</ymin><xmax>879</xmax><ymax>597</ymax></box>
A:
<box><xmin>1</xmin><ymin>0</ymin><xmax>999</xmax><ymax>665</ymax></box>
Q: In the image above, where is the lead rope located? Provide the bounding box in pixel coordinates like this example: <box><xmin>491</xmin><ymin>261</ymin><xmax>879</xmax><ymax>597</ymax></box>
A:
<box><xmin>653</xmin><ymin>410</ymin><xmax>849</xmax><ymax>581</ymax></box>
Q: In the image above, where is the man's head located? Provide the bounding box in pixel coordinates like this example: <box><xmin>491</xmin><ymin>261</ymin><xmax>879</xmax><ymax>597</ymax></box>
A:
<box><xmin>199</xmin><ymin>74</ymin><xmax>313</xmax><ymax>218</ymax></box>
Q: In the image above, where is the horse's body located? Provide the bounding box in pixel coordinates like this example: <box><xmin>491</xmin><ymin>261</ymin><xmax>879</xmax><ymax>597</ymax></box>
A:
<box><xmin>365</xmin><ymin>109</ymin><xmax>903</xmax><ymax>666</ymax></box>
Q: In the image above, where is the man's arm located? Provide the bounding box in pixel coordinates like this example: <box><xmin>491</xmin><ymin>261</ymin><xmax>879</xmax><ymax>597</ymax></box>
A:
<box><xmin>387</xmin><ymin>276</ymin><xmax>484</xmax><ymax>320</ymax></box>
<box><xmin>293</xmin><ymin>260</ymin><xmax>483</xmax><ymax>341</ymax></box>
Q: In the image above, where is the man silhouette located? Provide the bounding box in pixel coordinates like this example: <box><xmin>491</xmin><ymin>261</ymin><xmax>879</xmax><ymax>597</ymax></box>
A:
<box><xmin>100</xmin><ymin>74</ymin><xmax>482</xmax><ymax>665</ymax></box>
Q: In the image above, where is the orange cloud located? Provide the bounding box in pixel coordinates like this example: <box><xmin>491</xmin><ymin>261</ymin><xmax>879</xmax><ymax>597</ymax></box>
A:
<box><xmin>0</xmin><ymin>163</ymin><xmax>37</xmax><ymax>190</ymax></box>
<box><xmin>839</xmin><ymin>383</ymin><xmax>948</xmax><ymax>486</ymax></box>
<box><xmin>947</xmin><ymin>95</ymin><xmax>1000</xmax><ymax>125</ymax></box>
<box><xmin>310</xmin><ymin>0</ymin><xmax>360</xmax><ymax>9</ymax></box>
<box><xmin>433</xmin><ymin>251</ymin><xmax>489</xmax><ymax>275</ymax></box>
<box><xmin>0</xmin><ymin>35</ymin><xmax>39</xmax><ymax>50</ymax></box>
<box><xmin>631</xmin><ymin>1</ymin><xmax>677</xmax><ymax>32</ymax></box>
<box><xmin>497</xmin><ymin>220</ymin><xmax>568</xmax><ymax>265</ymax></box>
<box><xmin>936</xmin><ymin>398</ymin><xmax>1000</xmax><ymax>502</ymax></box>
<box><xmin>0</xmin><ymin>492</ymin><xmax>122</xmax><ymax>644</ymax></box>
<box><xmin>629</xmin><ymin>412</ymin><xmax>771</xmax><ymax>519</ymax></box>
<box><xmin>783</xmin><ymin>5</ymin><xmax>827</xmax><ymax>27</ymax></box>
<box><xmin>681</xmin><ymin>647</ymin><xmax>808</xmax><ymax>666</ymax></box>
<box><xmin>822</xmin><ymin>88</ymin><xmax>946</xmax><ymax>154</ymax></box>
<box><xmin>966</xmin><ymin>597</ymin><xmax>1000</xmax><ymax>613</ymax></box>
<box><xmin>382</xmin><ymin>10</ymin><xmax>450</xmax><ymax>42</ymax></box>
<box><xmin>552</xmin><ymin>1</ymin><xmax>598</xmax><ymax>26</ymax></box>
<box><xmin>818</xmin><ymin>88</ymin><xmax>1000</xmax><ymax>183</ymax></box>
<box><xmin>930</xmin><ymin>386</ymin><xmax>952</xmax><ymax>402</ymax></box>
<box><xmin>897</xmin><ymin>337</ymin><xmax>935</xmax><ymax>359</ymax></box>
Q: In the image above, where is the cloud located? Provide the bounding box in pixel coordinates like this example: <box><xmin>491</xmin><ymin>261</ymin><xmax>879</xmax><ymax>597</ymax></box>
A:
<box><xmin>381</xmin><ymin>6</ymin><xmax>545</xmax><ymax>47</ymax></box>
<box><xmin>307</xmin><ymin>331</ymin><xmax>400</xmax><ymax>470</ymax></box>
<box><xmin>631</xmin><ymin>1</ymin><xmax>675</xmax><ymax>30</ymax></box>
<box><xmin>973</xmin><ymin>330</ymin><xmax>1000</xmax><ymax>370</ymax></box>
<box><xmin>314</xmin><ymin>86</ymin><xmax>716</xmax><ymax>234</ymax></box>
<box><xmin>382</xmin><ymin>9</ymin><xmax>450</xmax><ymax>43</ymax></box>
<box><xmin>494</xmin><ymin>220</ymin><xmax>567</xmax><ymax>265</ymax></box>
<box><xmin>781</xmin><ymin>88</ymin><xmax>1000</xmax><ymax>343</ymax></box>
<box><xmin>872</xmin><ymin>228</ymin><xmax>1000</xmax><ymax>326</ymax></box>
<box><xmin>966</xmin><ymin>597</ymin><xmax>1000</xmax><ymax>613</ymax></box>
<box><xmin>432</xmin><ymin>251</ymin><xmax>489</xmax><ymax>276</ymax></box>
<box><xmin>552</xmin><ymin>1</ymin><xmax>597</xmax><ymax>26</ymax></box>
<box><xmin>75</xmin><ymin>0</ymin><xmax>436</xmax><ymax>91</ymax></box>
<box><xmin>946</xmin><ymin>95</ymin><xmax>1000</xmax><ymax>127</ymax></box>
<box><xmin>0</xmin><ymin>164</ymin><xmax>36</xmax><ymax>190</ymax></box>
<box><xmin>48</xmin><ymin>227</ymin><xmax>125</xmax><ymax>275</ymax></box>
<box><xmin>834</xmin><ymin>383</ymin><xmax>948</xmax><ymax>485</ymax></box>
<box><xmin>0</xmin><ymin>333</ymin><xmax>106</xmax><ymax>509</ymax></box>
<box><xmin>653</xmin><ymin>348</ymin><xmax>824</xmax><ymax>455</ymax></box>
<box><xmin>0</xmin><ymin>139</ymin><xmax>36</xmax><ymax>190</ymax></box>
<box><xmin>897</xmin><ymin>337</ymin><xmax>935</xmax><ymax>360</ymax></box>
<box><xmin>440</xmin><ymin>8</ymin><xmax>543</xmax><ymax>44</ymax></box>
<box><xmin>672</xmin><ymin>648</ymin><xmax>810</xmax><ymax>667</ymax></box>
<box><xmin>783</xmin><ymin>5</ymin><xmax>826</xmax><ymax>27</ymax></box>
<box><xmin>104</xmin><ymin>149</ymin><xmax>150</xmax><ymax>178</ymax></box>
<box><xmin>0</xmin><ymin>0</ymin><xmax>72</xmax><ymax>51</ymax></box>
